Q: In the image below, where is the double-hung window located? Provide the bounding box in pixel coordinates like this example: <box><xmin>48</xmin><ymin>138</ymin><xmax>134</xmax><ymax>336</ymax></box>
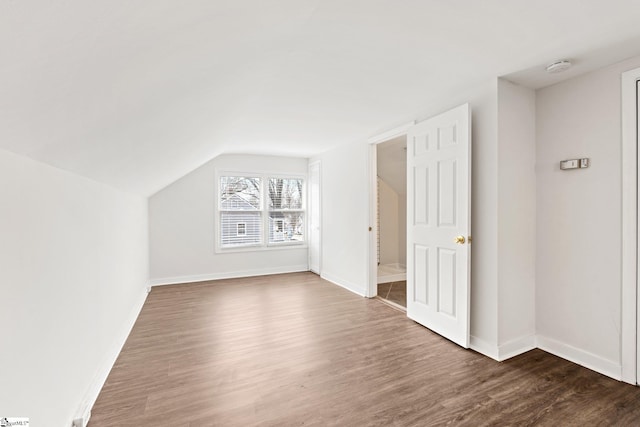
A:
<box><xmin>268</xmin><ymin>178</ymin><xmax>304</xmax><ymax>244</ymax></box>
<box><xmin>217</xmin><ymin>174</ymin><xmax>305</xmax><ymax>250</ymax></box>
<box><xmin>219</xmin><ymin>176</ymin><xmax>262</xmax><ymax>248</ymax></box>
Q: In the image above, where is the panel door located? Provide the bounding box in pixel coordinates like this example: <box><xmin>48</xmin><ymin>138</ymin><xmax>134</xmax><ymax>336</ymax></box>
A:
<box><xmin>406</xmin><ymin>103</ymin><xmax>471</xmax><ymax>347</ymax></box>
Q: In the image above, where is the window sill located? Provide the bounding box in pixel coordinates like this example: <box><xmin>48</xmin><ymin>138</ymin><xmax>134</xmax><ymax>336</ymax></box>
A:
<box><xmin>215</xmin><ymin>242</ymin><xmax>307</xmax><ymax>254</ymax></box>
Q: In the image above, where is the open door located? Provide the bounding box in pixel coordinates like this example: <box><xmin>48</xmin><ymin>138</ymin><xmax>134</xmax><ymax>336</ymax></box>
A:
<box><xmin>406</xmin><ymin>103</ymin><xmax>471</xmax><ymax>348</ymax></box>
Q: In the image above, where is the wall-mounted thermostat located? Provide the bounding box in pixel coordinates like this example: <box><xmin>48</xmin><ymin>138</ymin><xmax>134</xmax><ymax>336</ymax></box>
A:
<box><xmin>560</xmin><ymin>158</ymin><xmax>590</xmax><ymax>170</ymax></box>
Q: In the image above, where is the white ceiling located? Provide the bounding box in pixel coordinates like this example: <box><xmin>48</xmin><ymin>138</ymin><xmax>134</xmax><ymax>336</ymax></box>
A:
<box><xmin>2</xmin><ymin>1</ymin><xmax>640</xmax><ymax>196</ymax></box>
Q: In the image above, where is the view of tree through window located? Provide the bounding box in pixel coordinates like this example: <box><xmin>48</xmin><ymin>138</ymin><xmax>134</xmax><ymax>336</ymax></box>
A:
<box><xmin>218</xmin><ymin>175</ymin><xmax>304</xmax><ymax>249</ymax></box>
<box><xmin>220</xmin><ymin>176</ymin><xmax>261</xmax><ymax>209</ymax></box>
<box><xmin>268</xmin><ymin>178</ymin><xmax>304</xmax><ymax>244</ymax></box>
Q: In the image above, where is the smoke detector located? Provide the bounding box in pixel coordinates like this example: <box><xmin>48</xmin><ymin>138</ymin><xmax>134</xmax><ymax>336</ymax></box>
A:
<box><xmin>546</xmin><ymin>60</ymin><xmax>572</xmax><ymax>74</ymax></box>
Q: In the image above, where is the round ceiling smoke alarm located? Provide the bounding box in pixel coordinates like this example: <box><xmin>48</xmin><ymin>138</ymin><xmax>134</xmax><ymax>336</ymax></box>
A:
<box><xmin>545</xmin><ymin>60</ymin><xmax>572</xmax><ymax>73</ymax></box>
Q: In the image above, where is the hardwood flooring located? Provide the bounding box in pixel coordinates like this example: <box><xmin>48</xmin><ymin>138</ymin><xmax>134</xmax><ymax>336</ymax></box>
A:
<box><xmin>378</xmin><ymin>281</ymin><xmax>407</xmax><ymax>308</ymax></box>
<box><xmin>90</xmin><ymin>272</ymin><xmax>640</xmax><ymax>426</ymax></box>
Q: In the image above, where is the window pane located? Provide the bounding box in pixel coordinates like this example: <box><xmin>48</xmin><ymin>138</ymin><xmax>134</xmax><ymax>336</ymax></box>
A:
<box><xmin>237</xmin><ymin>223</ymin><xmax>246</xmax><ymax>236</ymax></box>
<box><xmin>220</xmin><ymin>177</ymin><xmax>261</xmax><ymax>210</ymax></box>
<box><xmin>269</xmin><ymin>212</ymin><xmax>304</xmax><ymax>243</ymax></box>
<box><xmin>221</xmin><ymin>212</ymin><xmax>261</xmax><ymax>246</ymax></box>
<box><xmin>268</xmin><ymin>178</ymin><xmax>303</xmax><ymax>210</ymax></box>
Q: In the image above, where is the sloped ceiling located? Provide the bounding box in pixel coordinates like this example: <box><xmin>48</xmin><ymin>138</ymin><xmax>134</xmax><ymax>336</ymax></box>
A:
<box><xmin>378</xmin><ymin>136</ymin><xmax>407</xmax><ymax>196</ymax></box>
<box><xmin>2</xmin><ymin>1</ymin><xmax>640</xmax><ymax>196</ymax></box>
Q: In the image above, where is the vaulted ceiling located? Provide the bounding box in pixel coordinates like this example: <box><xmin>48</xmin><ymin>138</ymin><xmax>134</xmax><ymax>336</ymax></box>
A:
<box><xmin>2</xmin><ymin>1</ymin><xmax>640</xmax><ymax>196</ymax></box>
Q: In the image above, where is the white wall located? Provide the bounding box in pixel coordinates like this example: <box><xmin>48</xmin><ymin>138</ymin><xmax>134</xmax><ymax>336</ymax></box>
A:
<box><xmin>496</xmin><ymin>79</ymin><xmax>537</xmax><ymax>357</ymax></box>
<box><xmin>282</xmin><ymin>58</ymin><xmax>640</xmax><ymax>378</ymax></box>
<box><xmin>311</xmin><ymin>141</ymin><xmax>371</xmax><ymax>295</ymax></box>
<box><xmin>0</xmin><ymin>148</ymin><xmax>149</xmax><ymax>427</ymax></box>
<box><xmin>464</xmin><ymin>81</ymin><xmax>500</xmax><ymax>355</ymax></box>
<box><xmin>378</xmin><ymin>178</ymin><xmax>400</xmax><ymax>265</ymax></box>
<box><xmin>149</xmin><ymin>154</ymin><xmax>309</xmax><ymax>284</ymax></box>
<box><xmin>377</xmin><ymin>138</ymin><xmax>407</xmax><ymax>266</ymax></box>
<box><xmin>536</xmin><ymin>55</ymin><xmax>640</xmax><ymax>378</ymax></box>
<box><xmin>377</xmin><ymin>137</ymin><xmax>407</xmax><ymax>196</ymax></box>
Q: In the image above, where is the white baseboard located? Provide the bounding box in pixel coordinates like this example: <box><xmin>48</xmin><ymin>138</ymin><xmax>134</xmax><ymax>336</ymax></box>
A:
<box><xmin>321</xmin><ymin>272</ymin><xmax>368</xmax><ymax>297</ymax></box>
<box><xmin>467</xmin><ymin>333</ymin><xmax>622</xmax><ymax>382</ymax></box>
<box><xmin>497</xmin><ymin>335</ymin><xmax>536</xmax><ymax>361</ymax></box>
<box><xmin>469</xmin><ymin>335</ymin><xmax>499</xmax><ymax>360</ymax></box>
<box><xmin>75</xmin><ymin>285</ymin><xmax>149</xmax><ymax>425</ymax></box>
<box><xmin>537</xmin><ymin>334</ymin><xmax>622</xmax><ymax>380</ymax></box>
<box><xmin>150</xmin><ymin>265</ymin><xmax>309</xmax><ymax>286</ymax></box>
<box><xmin>377</xmin><ymin>273</ymin><xmax>407</xmax><ymax>284</ymax></box>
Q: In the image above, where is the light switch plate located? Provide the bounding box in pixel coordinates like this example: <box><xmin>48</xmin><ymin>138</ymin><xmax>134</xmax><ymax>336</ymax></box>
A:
<box><xmin>560</xmin><ymin>158</ymin><xmax>589</xmax><ymax>170</ymax></box>
<box><xmin>560</xmin><ymin>159</ymin><xmax>579</xmax><ymax>170</ymax></box>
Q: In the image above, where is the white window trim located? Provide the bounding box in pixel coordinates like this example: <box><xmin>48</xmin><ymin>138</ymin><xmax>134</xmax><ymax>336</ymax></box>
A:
<box><xmin>215</xmin><ymin>170</ymin><xmax>307</xmax><ymax>253</ymax></box>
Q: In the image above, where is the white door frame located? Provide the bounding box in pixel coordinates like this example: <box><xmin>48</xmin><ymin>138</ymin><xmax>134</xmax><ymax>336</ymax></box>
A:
<box><xmin>308</xmin><ymin>160</ymin><xmax>322</xmax><ymax>275</ymax></box>
<box><xmin>367</xmin><ymin>122</ymin><xmax>415</xmax><ymax>298</ymax></box>
<box><xmin>621</xmin><ymin>66</ymin><xmax>640</xmax><ymax>384</ymax></box>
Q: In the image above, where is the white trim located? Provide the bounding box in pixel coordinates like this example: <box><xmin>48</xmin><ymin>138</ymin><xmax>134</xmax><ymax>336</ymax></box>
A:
<box><xmin>150</xmin><ymin>265</ymin><xmax>309</xmax><ymax>286</ymax></box>
<box><xmin>212</xmin><ymin>242</ymin><xmax>308</xmax><ymax>254</ymax></box>
<box><xmin>367</xmin><ymin>123</ymin><xmax>414</xmax><ymax>298</ymax></box>
<box><xmin>621</xmin><ymin>66</ymin><xmax>640</xmax><ymax>384</ymax></box>
<box><xmin>214</xmin><ymin>170</ymin><xmax>307</xmax><ymax>253</ymax></box>
<box><xmin>367</xmin><ymin>121</ymin><xmax>416</xmax><ymax>144</ymax></box>
<box><xmin>469</xmin><ymin>335</ymin><xmax>499</xmax><ymax>360</ymax></box>
<box><xmin>367</xmin><ymin>144</ymin><xmax>378</xmax><ymax>298</ymax></box>
<box><xmin>497</xmin><ymin>335</ymin><xmax>536</xmax><ymax>361</ymax></box>
<box><xmin>377</xmin><ymin>273</ymin><xmax>407</xmax><ymax>284</ymax></box>
<box><xmin>321</xmin><ymin>271</ymin><xmax>368</xmax><ymax>297</ymax></box>
<box><xmin>537</xmin><ymin>334</ymin><xmax>622</xmax><ymax>380</ymax></box>
<box><xmin>75</xmin><ymin>286</ymin><xmax>149</xmax><ymax>425</ymax></box>
<box><xmin>308</xmin><ymin>160</ymin><xmax>322</xmax><ymax>275</ymax></box>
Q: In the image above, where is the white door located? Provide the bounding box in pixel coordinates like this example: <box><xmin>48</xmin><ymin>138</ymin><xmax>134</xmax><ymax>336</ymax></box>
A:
<box><xmin>406</xmin><ymin>103</ymin><xmax>471</xmax><ymax>348</ymax></box>
<box><xmin>309</xmin><ymin>161</ymin><xmax>321</xmax><ymax>274</ymax></box>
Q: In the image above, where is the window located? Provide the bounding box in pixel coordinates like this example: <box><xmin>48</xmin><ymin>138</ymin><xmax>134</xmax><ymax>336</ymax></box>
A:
<box><xmin>236</xmin><ymin>223</ymin><xmax>246</xmax><ymax>236</ymax></box>
<box><xmin>268</xmin><ymin>178</ymin><xmax>304</xmax><ymax>244</ymax></box>
<box><xmin>219</xmin><ymin>176</ymin><xmax>262</xmax><ymax>248</ymax></box>
<box><xmin>218</xmin><ymin>174</ymin><xmax>305</xmax><ymax>250</ymax></box>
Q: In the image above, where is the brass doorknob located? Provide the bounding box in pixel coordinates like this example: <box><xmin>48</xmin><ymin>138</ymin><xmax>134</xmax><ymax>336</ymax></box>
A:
<box><xmin>454</xmin><ymin>235</ymin><xmax>466</xmax><ymax>244</ymax></box>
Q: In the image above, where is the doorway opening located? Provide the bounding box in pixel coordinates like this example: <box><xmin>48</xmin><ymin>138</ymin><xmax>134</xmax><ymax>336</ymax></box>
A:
<box><xmin>369</xmin><ymin>105</ymin><xmax>471</xmax><ymax>346</ymax></box>
<box><xmin>374</xmin><ymin>136</ymin><xmax>407</xmax><ymax>309</ymax></box>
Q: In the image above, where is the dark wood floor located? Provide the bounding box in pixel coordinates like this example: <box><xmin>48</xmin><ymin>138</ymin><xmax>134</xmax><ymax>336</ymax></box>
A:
<box><xmin>90</xmin><ymin>272</ymin><xmax>640</xmax><ymax>426</ymax></box>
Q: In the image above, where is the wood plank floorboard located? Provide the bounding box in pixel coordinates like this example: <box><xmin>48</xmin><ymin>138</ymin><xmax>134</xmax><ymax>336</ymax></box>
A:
<box><xmin>89</xmin><ymin>272</ymin><xmax>640</xmax><ymax>426</ymax></box>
